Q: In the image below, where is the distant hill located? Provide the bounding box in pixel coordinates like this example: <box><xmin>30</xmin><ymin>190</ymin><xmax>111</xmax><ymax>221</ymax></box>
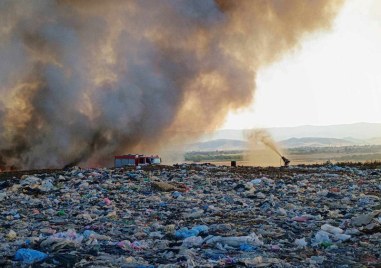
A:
<box><xmin>366</xmin><ymin>137</ymin><xmax>381</xmax><ymax>145</ymax></box>
<box><xmin>279</xmin><ymin>137</ymin><xmax>355</xmax><ymax>148</ymax></box>
<box><xmin>187</xmin><ymin>137</ymin><xmax>362</xmax><ymax>151</ymax></box>
<box><xmin>190</xmin><ymin>123</ymin><xmax>381</xmax><ymax>151</ymax></box>
<box><xmin>187</xmin><ymin>139</ymin><xmax>248</xmax><ymax>151</ymax></box>
<box><xmin>206</xmin><ymin>122</ymin><xmax>381</xmax><ymax>141</ymax></box>
<box><xmin>268</xmin><ymin>123</ymin><xmax>381</xmax><ymax>141</ymax></box>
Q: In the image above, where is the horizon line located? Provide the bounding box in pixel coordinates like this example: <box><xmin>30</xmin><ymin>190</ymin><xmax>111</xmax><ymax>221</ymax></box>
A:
<box><xmin>218</xmin><ymin>121</ymin><xmax>381</xmax><ymax>131</ymax></box>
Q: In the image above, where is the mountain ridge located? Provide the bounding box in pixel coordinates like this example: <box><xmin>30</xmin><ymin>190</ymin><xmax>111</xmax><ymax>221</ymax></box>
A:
<box><xmin>188</xmin><ymin>135</ymin><xmax>381</xmax><ymax>151</ymax></box>
<box><xmin>204</xmin><ymin>122</ymin><xmax>381</xmax><ymax>141</ymax></box>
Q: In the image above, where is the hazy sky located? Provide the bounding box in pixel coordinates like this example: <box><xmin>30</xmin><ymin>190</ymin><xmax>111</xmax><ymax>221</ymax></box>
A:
<box><xmin>222</xmin><ymin>0</ymin><xmax>381</xmax><ymax>129</ymax></box>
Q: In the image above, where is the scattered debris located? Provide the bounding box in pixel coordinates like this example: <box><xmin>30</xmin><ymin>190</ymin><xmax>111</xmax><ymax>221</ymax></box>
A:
<box><xmin>0</xmin><ymin>163</ymin><xmax>380</xmax><ymax>266</ymax></box>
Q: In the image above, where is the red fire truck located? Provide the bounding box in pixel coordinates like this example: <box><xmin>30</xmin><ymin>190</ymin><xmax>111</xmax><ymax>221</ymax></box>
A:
<box><xmin>114</xmin><ymin>154</ymin><xmax>161</xmax><ymax>167</ymax></box>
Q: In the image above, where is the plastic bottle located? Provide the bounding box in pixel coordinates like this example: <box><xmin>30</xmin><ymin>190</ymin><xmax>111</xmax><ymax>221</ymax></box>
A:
<box><xmin>321</xmin><ymin>224</ymin><xmax>343</xmax><ymax>234</ymax></box>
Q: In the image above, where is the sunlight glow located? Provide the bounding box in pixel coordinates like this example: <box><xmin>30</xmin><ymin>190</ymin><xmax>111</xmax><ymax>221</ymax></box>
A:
<box><xmin>222</xmin><ymin>0</ymin><xmax>381</xmax><ymax>129</ymax></box>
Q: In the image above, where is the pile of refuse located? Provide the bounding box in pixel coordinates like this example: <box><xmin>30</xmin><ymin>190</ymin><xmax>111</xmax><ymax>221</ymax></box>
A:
<box><xmin>0</xmin><ymin>163</ymin><xmax>380</xmax><ymax>267</ymax></box>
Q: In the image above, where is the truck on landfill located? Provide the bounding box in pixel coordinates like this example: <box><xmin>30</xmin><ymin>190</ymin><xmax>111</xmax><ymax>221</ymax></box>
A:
<box><xmin>114</xmin><ymin>154</ymin><xmax>161</xmax><ymax>168</ymax></box>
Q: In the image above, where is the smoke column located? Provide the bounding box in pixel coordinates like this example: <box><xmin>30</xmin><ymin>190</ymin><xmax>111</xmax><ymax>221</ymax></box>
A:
<box><xmin>0</xmin><ymin>0</ymin><xmax>343</xmax><ymax>169</ymax></box>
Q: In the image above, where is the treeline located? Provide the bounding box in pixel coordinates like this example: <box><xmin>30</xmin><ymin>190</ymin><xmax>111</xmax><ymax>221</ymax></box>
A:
<box><xmin>288</xmin><ymin>145</ymin><xmax>381</xmax><ymax>155</ymax></box>
<box><xmin>185</xmin><ymin>151</ymin><xmax>243</xmax><ymax>162</ymax></box>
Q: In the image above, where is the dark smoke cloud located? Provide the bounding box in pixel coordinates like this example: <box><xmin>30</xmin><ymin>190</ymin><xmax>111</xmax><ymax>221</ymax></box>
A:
<box><xmin>0</xmin><ymin>0</ymin><xmax>343</xmax><ymax>169</ymax></box>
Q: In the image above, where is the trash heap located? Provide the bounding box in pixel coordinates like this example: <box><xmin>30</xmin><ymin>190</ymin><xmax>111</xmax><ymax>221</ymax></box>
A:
<box><xmin>0</xmin><ymin>163</ymin><xmax>380</xmax><ymax>267</ymax></box>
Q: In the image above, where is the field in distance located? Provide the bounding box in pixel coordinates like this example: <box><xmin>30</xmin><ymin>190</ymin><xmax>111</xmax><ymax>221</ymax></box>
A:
<box><xmin>184</xmin><ymin>145</ymin><xmax>381</xmax><ymax>166</ymax></box>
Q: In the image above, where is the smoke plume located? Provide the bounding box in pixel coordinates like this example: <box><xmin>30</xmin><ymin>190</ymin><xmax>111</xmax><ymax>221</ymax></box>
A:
<box><xmin>246</xmin><ymin>130</ymin><xmax>282</xmax><ymax>157</ymax></box>
<box><xmin>0</xmin><ymin>0</ymin><xmax>343</xmax><ymax>169</ymax></box>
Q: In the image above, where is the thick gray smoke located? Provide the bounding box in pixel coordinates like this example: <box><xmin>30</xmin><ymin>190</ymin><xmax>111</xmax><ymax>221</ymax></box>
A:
<box><xmin>0</xmin><ymin>0</ymin><xmax>343</xmax><ymax>169</ymax></box>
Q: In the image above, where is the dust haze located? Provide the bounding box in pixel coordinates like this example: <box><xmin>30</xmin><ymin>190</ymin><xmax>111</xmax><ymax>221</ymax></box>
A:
<box><xmin>244</xmin><ymin>129</ymin><xmax>284</xmax><ymax>166</ymax></box>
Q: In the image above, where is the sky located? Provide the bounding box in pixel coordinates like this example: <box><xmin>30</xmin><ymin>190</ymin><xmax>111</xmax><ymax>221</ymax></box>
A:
<box><xmin>222</xmin><ymin>0</ymin><xmax>381</xmax><ymax>129</ymax></box>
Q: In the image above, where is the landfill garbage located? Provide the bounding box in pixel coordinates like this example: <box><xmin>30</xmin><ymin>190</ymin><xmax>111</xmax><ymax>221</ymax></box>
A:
<box><xmin>204</xmin><ymin>232</ymin><xmax>263</xmax><ymax>247</ymax></box>
<box><xmin>333</xmin><ymin>233</ymin><xmax>351</xmax><ymax>242</ymax></box>
<box><xmin>151</xmin><ymin>181</ymin><xmax>185</xmax><ymax>192</ymax></box>
<box><xmin>181</xmin><ymin>236</ymin><xmax>203</xmax><ymax>248</ymax></box>
<box><xmin>103</xmin><ymin>197</ymin><xmax>112</xmax><ymax>206</ymax></box>
<box><xmin>6</xmin><ymin>230</ymin><xmax>17</xmax><ymax>240</ymax></box>
<box><xmin>351</xmin><ymin>211</ymin><xmax>380</xmax><ymax>226</ymax></box>
<box><xmin>239</xmin><ymin>243</ymin><xmax>257</xmax><ymax>252</ymax></box>
<box><xmin>172</xmin><ymin>191</ymin><xmax>182</xmax><ymax>198</ymax></box>
<box><xmin>251</xmin><ymin>178</ymin><xmax>263</xmax><ymax>185</ymax></box>
<box><xmin>313</xmin><ymin>230</ymin><xmax>332</xmax><ymax>245</ymax></box>
<box><xmin>310</xmin><ymin>255</ymin><xmax>326</xmax><ymax>264</ymax></box>
<box><xmin>321</xmin><ymin>223</ymin><xmax>343</xmax><ymax>234</ymax></box>
<box><xmin>294</xmin><ymin>237</ymin><xmax>308</xmax><ymax>248</ymax></box>
<box><xmin>292</xmin><ymin>216</ymin><xmax>310</xmax><ymax>222</ymax></box>
<box><xmin>0</xmin><ymin>163</ymin><xmax>380</xmax><ymax>266</ymax></box>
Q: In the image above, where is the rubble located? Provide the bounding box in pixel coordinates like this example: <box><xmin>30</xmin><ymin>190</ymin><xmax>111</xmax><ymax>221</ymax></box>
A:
<box><xmin>0</xmin><ymin>163</ymin><xmax>380</xmax><ymax>267</ymax></box>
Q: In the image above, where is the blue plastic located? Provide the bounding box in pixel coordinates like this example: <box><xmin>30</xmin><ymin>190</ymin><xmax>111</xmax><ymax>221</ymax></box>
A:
<box><xmin>205</xmin><ymin>251</ymin><xmax>225</xmax><ymax>260</ymax></box>
<box><xmin>251</xmin><ymin>178</ymin><xmax>262</xmax><ymax>185</ymax></box>
<box><xmin>83</xmin><ymin>230</ymin><xmax>96</xmax><ymax>239</ymax></box>
<box><xmin>172</xmin><ymin>191</ymin><xmax>181</xmax><ymax>198</ymax></box>
<box><xmin>15</xmin><ymin>248</ymin><xmax>48</xmax><ymax>264</ymax></box>
<box><xmin>175</xmin><ymin>225</ymin><xmax>208</xmax><ymax>239</ymax></box>
<box><xmin>127</xmin><ymin>173</ymin><xmax>138</xmax><ymax>179</ymax></box>
<box><xmin>175</xmin><ymin>228</ymin><xmax>198</xmax><ymax>239</ymax></box>
<box><xmin>192</xmin><ymin>225</ymin><xmax>208</xmax><ymax>233</ymax></box>
<box><xmin>159</xmin><ymin>202</ymin><xmax>167</xmax><ymax>207</ymax></box>
<box><xmin>239</xmin><ymin>244</ymin><xmax>257</xmax><ymax>252</ymax></box>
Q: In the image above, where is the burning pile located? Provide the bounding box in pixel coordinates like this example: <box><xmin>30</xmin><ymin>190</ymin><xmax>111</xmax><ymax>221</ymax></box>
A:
<box><xmin>0</xmin><ymin>0</ymin><xmax>343</xmax><ymax>169</ymax></box>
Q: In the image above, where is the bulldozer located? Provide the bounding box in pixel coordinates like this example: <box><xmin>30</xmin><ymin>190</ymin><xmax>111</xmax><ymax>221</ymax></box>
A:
<box><xmin>281</xmin><ymin>156</ymin><xmax>290</xmax><ymax>167</ymax></box>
